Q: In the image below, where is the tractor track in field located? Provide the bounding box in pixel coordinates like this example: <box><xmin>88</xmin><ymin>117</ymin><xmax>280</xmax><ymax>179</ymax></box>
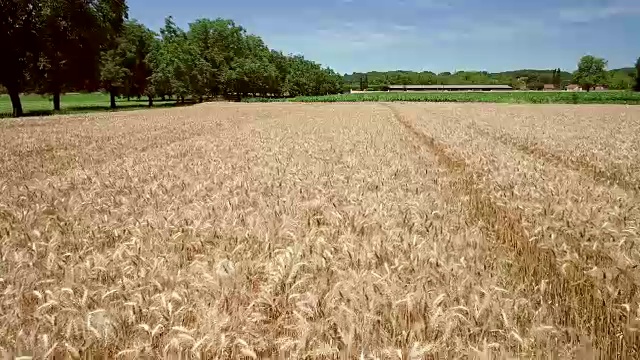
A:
<box><xmin>382</xmin><ymin>102</ymin><xmax>640</xmax><ymax>357</ymax></box>
<box><xmin>469</xmin><ymin>122</ymin><xmax>640</xmax><ymax>193</ymax></box>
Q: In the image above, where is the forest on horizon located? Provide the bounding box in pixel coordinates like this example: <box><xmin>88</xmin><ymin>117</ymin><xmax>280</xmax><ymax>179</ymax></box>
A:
<box><xmin>343</xmin><ymin>66</ymin><xmax>637</xmax><ymax>91</ymax></box>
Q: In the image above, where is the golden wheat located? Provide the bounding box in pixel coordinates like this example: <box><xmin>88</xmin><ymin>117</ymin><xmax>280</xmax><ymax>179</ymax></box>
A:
<box><xmin>0</xmin><ymin>102</ymin><xmax>639</xmax><ymax>359</ymax></box>
<box><xmin>393</xmin><ymin>102</ymin><xmax>640</xmax><ymax>357</ymax></box>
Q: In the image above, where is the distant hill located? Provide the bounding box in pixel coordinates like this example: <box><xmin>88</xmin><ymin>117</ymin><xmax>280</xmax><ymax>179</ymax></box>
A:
<box><xmin>611</xmin><ymin>67</ymin><xmax>635</xmax><ymax>76</ymax></box>
<box><xmin>491</xmin><ymin>69</ymin><xmax>572</xmax><ymax>81</ymax></box>
<box><xmin>607</xmin><ymin>68</ymin><xmax>637</xmax><ymax>90</ymax></box>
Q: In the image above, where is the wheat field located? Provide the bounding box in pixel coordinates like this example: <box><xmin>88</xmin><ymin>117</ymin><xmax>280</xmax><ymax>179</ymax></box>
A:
<box><xmin>1</xmin><ymin>102</ymin><xmax>639</xmax><ymax>359</ymax></box>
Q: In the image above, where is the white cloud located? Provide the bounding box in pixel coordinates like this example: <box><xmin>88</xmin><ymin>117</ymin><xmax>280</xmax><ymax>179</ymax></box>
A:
<box><xmin>313</xmin><ymin>23</ymin><xmax>415</xmax><ymax>51</ymax></box>
<box><xmin>392</xmin><ymin>24</ymin><xmax>417</xmax><ymax>32</ymax></box>
<box><xmin>409</xmin><ymin>0</ymin><xmax>454</xmax><ymax>9</ymax></box>
<box><xmin>256</xmin><ymin>5</ymin><xmax>575</xmax><ymax>73</ymax></box>
<box><xmin>422</xmin><ymin>16</ymin><xmax>562</xmax><ymax>44</ymax></box>
<box><xmin>265</xmin><ymin>13</ymin><xmax>562</xmax><ymax>59</ymax></box>
<box><xmin>558</xmin><ymin>0</ymin><xmax>640</xmax><ymax>22</ymax></box>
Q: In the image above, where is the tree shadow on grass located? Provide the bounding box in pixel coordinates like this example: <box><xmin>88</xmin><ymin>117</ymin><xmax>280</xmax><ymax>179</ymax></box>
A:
<box><xmin>0</xmin><ymin>101</ymin><xmax>198</xmax><ymax>119</ymax></box>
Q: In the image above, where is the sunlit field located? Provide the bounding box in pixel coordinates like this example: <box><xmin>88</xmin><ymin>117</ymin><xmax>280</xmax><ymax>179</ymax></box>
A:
<box><xmin>1</xmin><ymin>102</ymin><xmax>640</xmax><ymax>358</ymax></box>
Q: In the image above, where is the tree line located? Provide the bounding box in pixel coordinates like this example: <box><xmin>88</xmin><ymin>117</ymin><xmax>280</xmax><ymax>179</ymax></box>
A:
<box><xmin>0</xmin><ymin>1</ymin><xmax>343</xmax><ymax>117</ymax></box>
<box><xmin>346</xmin><ymin>56</ymin><xmax>640</xmax><ymax>92</ymax></box>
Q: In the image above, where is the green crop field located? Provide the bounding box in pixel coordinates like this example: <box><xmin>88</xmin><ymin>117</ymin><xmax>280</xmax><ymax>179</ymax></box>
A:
<box><xmin>0</xmin><ymin>93</ymin><xmax>179</xmax><ymax>118</ymax></box>
<box><xmin>245</xmin><ymin>91</ymin><xmax>640</xmax><ymax>104</ymax></box>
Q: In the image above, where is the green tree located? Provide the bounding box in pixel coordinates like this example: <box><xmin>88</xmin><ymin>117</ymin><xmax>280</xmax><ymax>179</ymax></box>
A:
<box><xmin>284</xmin><ymin>55</ymin><xmax>314</xmax><ymax>97</ymax></box>
<box><xmin>0</xmin><ymin>0</ymin><xmax>41</xmax><ymax>117</ymax></box>
<box><xmin>100</xmin><ymin>48</ymin><xmax>131</xmax><ymax>108</ymax></box>
<box><xmin>551</xmin><ymin>68</ymin><xmax>562</xmax><ymax>89</ymax></box>
<box><xmin>119</xmin><ymin>20</ymin><xmax>157</xmax><ymax>102</ymax></box>
<box><xmin>359</xmin><ymin>74</ymin><xmax>368</xmax><ymax>90</ymax></box>
<box><xmin>147</xmin><ymin>17</ymin><xmax>192</xmax><ymax>102</ymax></box>
<box><xmin>282</xmin><ymin>55</ymin><xmax>342</xmax><ymax>97</ymax></box>
<box><xmin>147</xmin><ymin>57</ymin><xmax>173</xmax><ymax>100</ymax></box>
<box><xmin>99</xmin><ymin>18</ymin><xmax>145</xmax><ymax>108</ymax></box>
<box><xmin>249</xmin><ymin>38</ymin><xmax>278</xmax><ymax>96</ymax></box>
<box><xmin>634</xmin><ymin>57</ymin><xmax>640</xmax><ymax>92</ymax></box>
<box><xmin>573</xmin><ymin>55</ymin><xmax>608</xmax><ymax>92</ymax></box>
<box><xmin>316</xmin><ymin>67</ymin><xmax>343</xmax><ymax>95</ymax></box>
<box><xmin>25</xmin><ymin>0</ymin><xmax>127</xmax><ymax>112</ymax></box>
<box><xmin>186</xmin><ymin>47</ymin><xmax>213</xmax><ymax>101</ymax></box>
<box><xmin>268</xmin><ymin>50</ymin><xmax>290</xmax><ymax>97</ymax></box>
<box><xmin>147</xmin><ymin>30</ymin><xmax>174</xmax><ymax>100</ymax></box>
<box><xmin>186</xmin><ymin>18</ymin><xmax>249</xmax><ymax>97</ymax></box>
<box><xmin>35</xmin><ymin>0</ymin><xmax>107</xmax><ymax>111</ymax></box>
<box><xmin>223</xmin><ymin>34</ymin><xmax>275</xmax><ymax>98</ymax></box>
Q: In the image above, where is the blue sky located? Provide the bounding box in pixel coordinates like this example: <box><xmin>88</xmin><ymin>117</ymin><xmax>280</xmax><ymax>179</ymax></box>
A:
<box><xmin>129</xmin><ymin>0</ymin><xmax>640</xmax><ymax>74</ymax></box>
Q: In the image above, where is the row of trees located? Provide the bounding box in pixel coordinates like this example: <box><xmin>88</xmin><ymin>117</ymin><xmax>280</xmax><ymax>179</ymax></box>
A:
<box><xmin>345</xmin><ymin>56</ymin><xmax>640</xmax><ymax>92</ymax></box>
<box><xmin>344</xmin><ymin>69</ymin><xmax>575</xmax><ymax>91</ymax></box>
<box><xmin>106</xmin><ymin>17</ymin><xmax>343</xmax><ymax>107</ymax></box>
<box><xmin>1</xmin><ymin>0</ymin><xmax>127</xmax><ymax>116</ymax></box>
<box><xmin>1</xmin><ymin>2</ymin><xmax>343</xmax><ymax>117</ymax></box>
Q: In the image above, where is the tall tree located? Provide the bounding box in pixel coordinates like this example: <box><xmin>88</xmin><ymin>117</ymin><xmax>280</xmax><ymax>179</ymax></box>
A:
<box><xmin>284</xmin><ymin>55</ymin><xmax>316</xmax><ymax>97</ymax></box>
<box><xmin>0</xmin><ymin>0</ymin><xmax>41</xmax><ymax>117</ymax></box>
<box><xmin>35</xmin><ymin>0</ymin><xmax>107</xmax><ymax>111</ymax></box>
<box><xmin>118</xmin><ymin>20</ymin><xmax>157</xmax><ymax>102</ymax></box>
<box><xmin>100</xmin><ymin>47</ymin><xmax>131</xmax><ymax>108</ymax></box>
<box><xmin>228</xmin><ymin>35</ymin><xmax>277</xmax><ymax>97</ymax></box>
<box><xmin>552</xmin><ymin>68</ymin><xmax>562</xmax><ymax>89</ymax></box>
<box><xmin>573</xmin><ymin>55</ymin><xmax>608</xmax><ymax>92</ymax></box>
<box><xmin>96</xmin><ymin>0</ymin><xmax>129</xmax><ymax>108</ymax></box>
<box><xmin>359</xmin><ymin>74</ymin><xmax>368</xmax><ymax>91</ymax></box>
<box><xmin>634</xmin><ymin>57</ymin><xmax>640</xmax><ymax>92</ymax></box>
<box><xmin>31</xmin><ymin>0</ymin><xmax>127</xmax><ymax>111</ymax></box>
<box><xmin>147</xmin><ymin>47</ymin><xmax>174</xmax><ymax>100</ymax></box>
<box><xmin>185</xmin><ymin>18</ymin><xmax>249</xmax><ymax>97</ymax></box>
<box><xmin>268</xmin><ymin>50</ymin><xmax>290</xmax><ymax>97</ymax></box>
<box><xmin>148</xmin><ymin>17</ymin><xmax>194</xmax><ymax>102</ymax></box>
<box><xmin>96</xmin><ymin>0</ymin><xmax>128</xmax><ymax>41</ymax></box>
<box><xmin>283</xmin><ymin>55</ymin><xmax>342</xmax><ymax>97</ymax></box>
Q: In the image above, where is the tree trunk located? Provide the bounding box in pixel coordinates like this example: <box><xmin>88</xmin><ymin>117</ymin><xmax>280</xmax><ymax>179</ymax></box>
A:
<box><xmin>109</xmin><ymin>89</ymin><xmax>117</xmax><ymax>109</ymax></box>
<box><xmin>8</xmin><ymin>87</ymin><xmax>23</xmax><ymax>117</ymax></box>
<box><xmin>161</xmin><ymin>95</ymin><xmax>166</xmax><ymax>101</ymax></box>
<box><xmin>127</xmin><ymin>95</ymin><xmax>130</xmax><ymax>101</ymax></box>
<box><xmin>199</xmin><ymin>96</ymin><xmax>203</xmax><ymax>103</ymax></box>
<box><xmin>53</xmin><ymin>92</ymin><xmax>61</xmax><ymax>111</ymax></box>
<box><xmin>148</xmin><ymin>96</ymin><xmax>153</xmax><ymax>107</ymax></box>
<box><xmin>180</xmin><ymin>96</ymin><xmax>184</xmax><ymax>103</ymax></box>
